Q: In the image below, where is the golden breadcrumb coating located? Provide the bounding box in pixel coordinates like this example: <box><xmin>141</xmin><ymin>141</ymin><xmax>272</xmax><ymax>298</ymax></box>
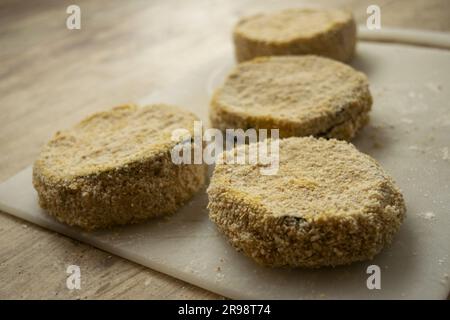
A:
<box><xmin>33</xmin><ymin>104</ymin><xmax>206</xmax><ymax>230</ymax></box>
<box><xmin>207</xmin><ymin>137</ymin><xmax>406</xmax><ymax>268</ymax></box>
<box><xmin>210</xmin><ymin>55</ymin><xmax>372</xmax><ymax>140</ymax></box>
<box><xmin>234</xmin><ymin>8</ymin><xmax>356</xmax><ymax>62</ymax></box>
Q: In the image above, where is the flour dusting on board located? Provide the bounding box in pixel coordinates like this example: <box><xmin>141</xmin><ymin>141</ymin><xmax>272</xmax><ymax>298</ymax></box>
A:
<box><xmin>441</xmin><ymin>147</ymin><xmax>449</xmax><ymax>160</ymax></box>
<box><xmin>418</xmin><ymin>211</ymin><xmax>436</xmax><ymax>220</ymax></box>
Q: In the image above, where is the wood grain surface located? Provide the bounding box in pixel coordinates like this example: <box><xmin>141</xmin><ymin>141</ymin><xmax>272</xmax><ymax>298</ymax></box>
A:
<box><xmin>0</xmin><ymin>0</ymin><xmax>449</xmax><ymax>299</ymax></box>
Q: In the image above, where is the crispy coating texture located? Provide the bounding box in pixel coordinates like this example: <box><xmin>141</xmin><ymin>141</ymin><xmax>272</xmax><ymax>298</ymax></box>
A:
<box><xmin>210</xmin><ymin>55</ymin><xmax>372</xmax><ymax>140</ymax></box>
<box><xmin>207</xmin><ymin>137</ymin><xmax>406</xmax><ymax>268</ymax></box>
<box><xmin>33</xmin><ymin>104</ymin><xmax>206</xmax><ymax>230</ymax></box>
<box><xmin>233</xmin><ymin>8</ymin><xmax>356</xmax><ymax>62</ymax></box>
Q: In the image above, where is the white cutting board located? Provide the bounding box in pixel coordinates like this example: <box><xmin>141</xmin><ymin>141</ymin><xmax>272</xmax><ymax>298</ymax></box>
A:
<box><xmin>1</xmin><ymin>31</ymin><xmax>450</xmax><ymax>299</ymax></box>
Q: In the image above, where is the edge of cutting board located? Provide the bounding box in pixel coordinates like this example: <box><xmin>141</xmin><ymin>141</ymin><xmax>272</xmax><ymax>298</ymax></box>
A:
<box><xmin>358</xmin><ymin>26</ymin><xmax>450</xmax><ymax>50</ymax></box>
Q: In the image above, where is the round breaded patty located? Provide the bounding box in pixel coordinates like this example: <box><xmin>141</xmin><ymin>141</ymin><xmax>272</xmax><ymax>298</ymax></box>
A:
<box><xmin>233</xmin><ymin>8</ymin><xmax>356</xmax><ymax>62</ymax></box>
<box><xmin>210</xmin><ymin>55</ymin><xmax>372</xmax><ymax>140</ymax></box>
<box><xmin>33</xmin><ymin>104</ymin><xmax>206</xmax><ymax>230</ymax></box>
<box><xmin>207</xmin><ymin>137</ymin><xmax>406</xmax><ymax>268</ymax></box>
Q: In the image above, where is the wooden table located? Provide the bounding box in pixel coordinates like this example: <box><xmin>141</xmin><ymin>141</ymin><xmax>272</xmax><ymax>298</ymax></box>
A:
<box><xmin>0</xmin><ymin>0</ymin><xmax>449</xmax><ymax>299</ymax></box>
